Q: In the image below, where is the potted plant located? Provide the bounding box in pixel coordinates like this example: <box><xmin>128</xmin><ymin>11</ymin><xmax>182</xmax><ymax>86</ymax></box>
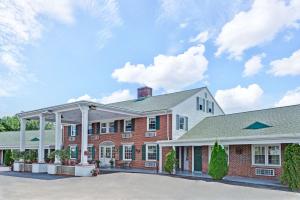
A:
<box><xmin>109</xmin><ymin>159</ymin><xmax>114</xmax><ymax>168</ymax></box>
<box><xmin>12</xmin><ymin>150</ymin><xmax>24</xmax><ymax>172</ymax></box>
<box><xmin>47</xmin><ymin>150</ymin><xmax>59</xmax><ymax>175</ymax></box>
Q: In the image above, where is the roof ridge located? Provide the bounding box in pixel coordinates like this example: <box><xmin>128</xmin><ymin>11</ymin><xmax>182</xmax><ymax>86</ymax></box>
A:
<box><xmin>204</xmin><ymin>103</ymin><xmax>300</xmax><ymax>120</ymax></box>
<box><xmin>107</xmin><ymin>87</ymin><xmax>205</xmax><ymax>105</ymax></box>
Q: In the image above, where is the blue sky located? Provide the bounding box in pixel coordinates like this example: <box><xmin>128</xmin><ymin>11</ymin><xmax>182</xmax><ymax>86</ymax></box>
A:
<box><xmin>0</xmin><ymin>0</ymin><xmax>300</xmax><ymax>116</ymax></box>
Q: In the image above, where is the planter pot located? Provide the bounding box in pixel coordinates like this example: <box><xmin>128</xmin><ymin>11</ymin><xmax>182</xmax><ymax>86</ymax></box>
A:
<box><xmin>60</xmin><ymin>165</ymin><xmax>75</xmax><ymax>176</ymax></box>
<box><xmin>75</xmin><ymin>164</ymin><xmax>95</xmax><ymax>177</ymax></box>
<box><xmin>24</xmin><ymin>164</ymin><xmax>32</xmax><ymax>172</ymax></box>
<box><xmin>47</xmin><ymin>164</ymin><xmax>61</xmax><ymax>175</ymax></box>
<box><xmin>13</xmin><ymin>162</ymin><xmax>24</xmax><ymax>172</ymax></box>
<box><xmin>32</xmin><ymin>163</ymin><xmax>48</xmax><ymax>173</ymax></box>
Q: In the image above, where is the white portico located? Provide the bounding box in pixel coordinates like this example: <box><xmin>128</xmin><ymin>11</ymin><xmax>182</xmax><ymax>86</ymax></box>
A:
<box><xmin>16</xmin><ymin>101</ymin><xmax>142</xmax><ymax>176</ymax></box>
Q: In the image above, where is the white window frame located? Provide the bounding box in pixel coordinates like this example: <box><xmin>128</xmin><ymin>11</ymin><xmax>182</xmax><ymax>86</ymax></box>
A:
<box><xmin>69</xmin><ymin>145</ymin><xmax>77</xmax><ymax>160</ymax></box>
<box><xmin>70</xmin><ymin>124</ymin><xmax>76</xmax><ymax>137</ymax></box>
<box><xmin>88</xmin><ymin>123</ymin><xmax>93</xmax><ymax>135</ymax></box>
<box><xmin>179</xmin><ymin>116</ymin><xmax>186</xmax><ymax>130</ymax></box>
<box><xmin>146</xmin><ymin>144</ymin><xmax>157</xmax><ymax>161</ymax></box>
<box><xmin>208</xmin><ymin>145</ymin><xmax>229</xmax><ymax>164</ymax></box>
<box><xmin>108</xmin><ymin>122</ymin><xmax>115</xmax><ymax>133</ymax></box>
<box><xmin>251</xmin><ymin>144</ymin><xmax>281</xmax><ymax>167</ymax></box>
<box><xmin>147</xmin><ymin>116</ymin><xmax>156</xmax><ymax>131</ymax></box>
<box><xmin>100</xmin><ymin>121</ymin><xmax>114</xmax><ymax>134</ymax></box>
<box><xmin>124</xmin><ymin>119</ymin><xmax>132</xmax><ymax>133</ymax></box>
<box><xmin>123</xmin><ymin>145</ymin><xmax>132</xmax><ymax>161</ymax></box>
<box><xmin>87</xmin><ymin>144</ymin><xmax>93</xmax><ymax>161</ymax></box>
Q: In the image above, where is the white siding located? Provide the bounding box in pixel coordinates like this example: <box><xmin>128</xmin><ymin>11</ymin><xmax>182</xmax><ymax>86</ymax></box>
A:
<box><xmin>171</xmin><ymin>88</ymin><xmax>224</xmax><ymax>140</ymax></box>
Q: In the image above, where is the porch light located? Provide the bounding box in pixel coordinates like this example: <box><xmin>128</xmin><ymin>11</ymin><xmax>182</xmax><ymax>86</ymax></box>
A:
<box><xmin>89</xmin><ymin>105</ymin><xmax>96</xmax><ymax>110</ymax></box>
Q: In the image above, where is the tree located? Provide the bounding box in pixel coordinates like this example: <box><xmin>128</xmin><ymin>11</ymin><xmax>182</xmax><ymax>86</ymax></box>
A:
<box><xmin>164</xmin><ymin>149</ymin><xmax>177</xmax><ymax>174</ymax></box>
<box><xmin>4</xmin><ymin>150</ymin><xmax>14</xmax><ymax>166</ymax></box>
<box><xmin>281</xmin><ymin>144</ymin><xmax>300</xmax><ymax>191</ymax></box>
<box><xmin>208</xmin><ymin>141</ymin><xmax>228</xmax><ymax>180</ymax></box>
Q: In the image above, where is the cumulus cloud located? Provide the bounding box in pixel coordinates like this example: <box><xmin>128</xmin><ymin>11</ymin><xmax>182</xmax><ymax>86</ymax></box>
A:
<box><xmin>215</xmin><ymin>84</ymin><xmax>264</xmax><ymax>113</ymax></box>
<box><xmin>243</xmin><ymin>53</ymin><xmax>266</xmax><ymax>77</ymax></box>
<box><xmin>268</xmin><ymin>49</ymin><xmax>300</xmax><ymax>76</ymax></box>
<box><xmin>189</xmin><ymin>31</ymin><xmax>209</xmax><ymax>43</ymax></box>
<box><xmin>215</xmin><ymin>0</ymin><xmax>300</xmax><ymax>59</ymax></box>
<box><xmin>0</xmin><ymin>0</ymin><xmax>121</xmax><ymax>97</ymax></box>
<box><xmin>112</xmin><ymin>45</ymin><xmax>208</xmax><ymax>92</ymax></box>
<box><xmin>275</xmin><ymin>87</ymin><xmax>300</xmax><ymax>107</ymax></box>
<box><xmin>67</xmin><ymin>89</ymin><xmax>133</xmax><ymax>104</ymax></box>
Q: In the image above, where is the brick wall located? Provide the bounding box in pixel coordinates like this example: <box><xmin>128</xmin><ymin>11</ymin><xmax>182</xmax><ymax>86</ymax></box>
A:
<box><xmin>63</xmin><ymin>114</ymin><xmax>172</xmax><ymax>169</ymax></box>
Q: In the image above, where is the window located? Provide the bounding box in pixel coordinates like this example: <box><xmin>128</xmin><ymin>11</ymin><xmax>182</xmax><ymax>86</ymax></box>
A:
<box><xmin>109</xmin><ymin>122</ymin><xmax>115</xmax><ymax>133</ymax></box>
<box><xmin>146</xmin><ymin>144</ymin><xmax>157</xmax><ymax>161</ymax></box>
<box><xmin>179</xmin><ymin>116</ymin><xmax>185</xmax><ymax>130</ymax></box>
<box><xmin>209</xmin><ymin>145</ymin><xmax>229</xmax><ymax>164</ymax></box>
<box><xmin>112</xmin><ymin>146</ymin><xmax>116</xmax><ymax>159</ymax></box>
<box><xmin>123</xmin><ymin>145</ymin><xmax>132</xmax><ymax>160</ymax></box>
<box><xmin>87</xmin><ymin>145</ymin><xmax>93</xmax><ymax>161</ymax></box>
<box><xmin>101</xmin><ymin>123</ymin><xmax>107</xmax><ymax>133</ymax></box>
<box><xmin>148</xmin><ymin>117</ymin><xmax>156</xmax><ymax>131</ymax></box>
<box><xmin>70</xmin><ymin>124</ymin><xmax>76</xmax><ymax>137</ymax></box>
<box><xmin>207</xmin><ymin>101</ymin><xmax>214</xmax><ymax>114</ymax></box>
<box><xmin>252</xmin><ymin>145</ymin><xmax>281</xmax><ymax>166</ymax></box>
<box><xmin>105</xmin><ymin>147</ymin><xmax>111</xmax><ymax>158</ymax></box>
<box><xmin>125</xmin><ymin>120</ymin><xmax>132</xmax><ymax>132</ymax></box>
<box><xmin>100</xmin><ymin>146</ymin><xmax>104</xmax><ymax>158</ymax></box>
<box><xmin>70</xmin><ymin>145</ymin><xmax>77</xmax><ymax>159</ymax></box>
<box><xmin>88</xmin><ymin>123</ymin><xmax>93</xmax><ymax>135</ymax></box>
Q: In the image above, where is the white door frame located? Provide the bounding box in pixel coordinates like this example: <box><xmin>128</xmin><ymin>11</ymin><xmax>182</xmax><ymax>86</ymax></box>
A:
<box><xmin>183</xmin><ymin>147</ymin><xmax>189</xmax><ymax>170</ymax></box>
<box><xmin>99</xmin><ymin>145</ymin><xmax>115</xmax><ymax>167</ymax></box>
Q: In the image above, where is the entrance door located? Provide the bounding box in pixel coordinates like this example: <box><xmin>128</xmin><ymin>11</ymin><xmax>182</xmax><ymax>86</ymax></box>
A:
<box><xmin>183</xmin><ymin>147</ymin><xmax>189</xmax><ymax>170</ymax></box>
<box><xmin>194</xmin><ymin>146</ymin><xmax>202</xmax><ymax>171</ymax></box>
<box><xmin>99</xmin><ymin>145</ymin><xmax>114</xmax><ymax>167</ymax></box>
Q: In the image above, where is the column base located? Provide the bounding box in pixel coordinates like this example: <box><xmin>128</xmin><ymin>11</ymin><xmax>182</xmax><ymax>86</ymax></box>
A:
<box><xmin>75</xmin><ymin>164</ymin><xmax>95</xmax><ymax>177</ymax></box>
<box><xmin>32</xmin><ymin>163</ymin><xmax>48</xmax><ymax>173</ymax></box>
<box><xmin>47</xmin><ymin>164</ymin><xmax>61</xmax><ymax>175</ymax></box>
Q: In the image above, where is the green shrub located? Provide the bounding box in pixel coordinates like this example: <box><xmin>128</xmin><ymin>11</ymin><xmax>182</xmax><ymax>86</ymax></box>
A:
<box><xmin>164</xmin><ymin>149</ymin><xmax>177</xmax><ymax>174</ymax></box>
<box><xmin>281</xmin><ymin>144</ymin><xmax>300</xmax><ymax>191</ymax></box>
<box><xmin>4</xmin><ymin>150</ymin><xmax>14</xmax><ymax>166</ymax></box>
<box><xmin>208</xmin><ymin>142</ymin><xmax>228</xmax><ymax>180</ymax></box>
<box><xmin>24</xmin><ymin>150</ymin><xmax>37</xmax><ymax>163</ymax></box>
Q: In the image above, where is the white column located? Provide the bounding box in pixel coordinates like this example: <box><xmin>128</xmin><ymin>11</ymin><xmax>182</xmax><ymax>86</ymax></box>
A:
<box><xmin>54</xmin><ymin>112</ymin><xmax>62</xmax><ymax>164</ymax></box>
<box><xmin>191</xmin><ymin>146</ymin><xmax>194</xmax><ymax>172</ymax></box>
<box><xmin>80</xmin><ymin>105</ymin><xmax>89</xmax><ymax>165</ymax></box>
<box><xmin>159</xmin><ymin>145</ymin><xmax>162</xmax><ymax>173</ymax></box>
<box><xmin>19</xmin><ymin>118</ymin><xmax>26</xmax><ymax>152</ymax></box>
<box><xmin>172</xmin><ymin>146</ymin><xmax>176</xmax><ymax>174</ymax></box>
<box><xmin>38</xmin><ymin>113</ymin><xmax>45</xmax><ymax>163</ymax></box>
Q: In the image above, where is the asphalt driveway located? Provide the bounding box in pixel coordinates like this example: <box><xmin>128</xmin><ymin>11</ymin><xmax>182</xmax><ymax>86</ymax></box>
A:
<box><xmin>0</xmin><ymin>172</ymin><xmax>299</xmax><ymax>200</ymax></box>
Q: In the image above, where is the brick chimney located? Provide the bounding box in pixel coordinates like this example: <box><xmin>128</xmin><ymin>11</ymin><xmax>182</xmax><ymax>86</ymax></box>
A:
<box><xmin>137</xmin><ymin>86</ymin><xmax>152</xmax><ymax>99</ymax></box>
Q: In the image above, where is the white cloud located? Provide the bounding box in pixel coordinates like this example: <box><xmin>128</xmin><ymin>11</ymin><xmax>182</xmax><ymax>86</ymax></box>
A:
<box><xmin>215</xmin><ymin>0</ymin><xmax>300</xmax><ymax>59</ymax></box>
<box><xmin>243</xmin><ymin>53</ymin><xmax>265</xmax><ymax>77</ymax></box>
<box><xmin>275</xmin><ymin>87</ymin><xmax>300</xmax><ymax>107</ymax></box>
<box><xmin>112</xmin><ymin>45</ymin><xmax>208</xmax><ymax>92</ymax></box>
<box><xmin>67</xmin><ymin>89</ymin><xmax>133</xmax><ymax>104</ymax></box>
<box><xmin>189</xmin><ymin>31</ymin><xmax>209</xmax><ymax>43</ymax></box>
<box><xmin>0</xmin><ymin>0</ymin><xmax>122</xmax><ymax>97</ymax></box>
<box><xmin>268</xmin><ymin>49</ymin><xmax>300</xmax><ymax>76</ymax></box>
<box><xmin>179</xmin><ymin>22</ymin><xmax>188</xmax><ymax>28</ymax></box>
<box><xmin>215</xmin><ymin>84</ymin><xmax>264</xmax><ymax>113</ymax></box>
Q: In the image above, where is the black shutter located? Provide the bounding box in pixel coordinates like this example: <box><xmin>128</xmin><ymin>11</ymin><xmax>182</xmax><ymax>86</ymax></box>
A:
<box><xmin>142</xmin><ymin>144</ymin><xmax>146</xmax><ymax>160</ymax></box>
<box><xmin>157</xmin><ymin>144</ymin><xmax>159</xmax><ymax>161</ymax></box>
<box><xmin>155</xmin><ymin>116</ymin><xmax>160</xmax><ymax>130</ymax></box>
<box><xmin>75</xmin><ymin>125</ymin><xmax>79</xmax><ymax>136</ymax></box>
<box><xmin>96</xmin><ymin>123</ymin><xmax>100</xmax><ymax>134</ymax></box>
<box><xmin>132</xmin><ymin>145</ymin><xmax>135</xmax><ymax>160</ymax></box>
<box><xmin>131</xmin><ymin>119</ymin><xmax>135</xmax><ymax>131</ymax></box>
<box><xmin>114</xmin><ymin>120</ymin><xmax>118</xmax><ymax>133</ymax></box>
<box><xmin>119</xmin><ymin>145</ymin><xmax>123</xmax><ymax>160</ymax></box>
<box><xmin>91</xmin><ymin>123</ymin><xmax>95</xmax><ymax>134</ymax></box>
<box><xmin>68</xmin><ymin>126</ymin><xmax>71</xmax><ymax>136</ymax></box>
<box><xmin>120</xmin><ymin>120</ymin><xmax>124</xmax><ymax>133</ymax></box>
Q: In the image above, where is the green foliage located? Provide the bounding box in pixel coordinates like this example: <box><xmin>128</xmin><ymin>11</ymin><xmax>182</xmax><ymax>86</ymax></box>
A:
<box><xmin>24</xmin><ymin>150</ymin><xmax>37</xmax><ymax>163</ymax></box>
<box><xmin>164</xmin><ymin>149</ymin><xmax>177</xmax><ymax>174</ymax></box>
<box><xmin>4</xmin><ymin>150</ymin><xmax>14</xmax><ymax>166</ymax></box>
<box><xmin>281</xmin><ymin>144</ymin><xmax>300</xmax><ymax>191</ymax></box>
<box><xmin>12</xmin><ymin>150</ymin><xmax>24</xmax><ymax>161</ymax></box>
<box><xmin>0</xmin><ymin>115</ymin><xmax>54</xmax><ymax>132</ymax></box>
<box><xmin>208</xmin><ymin>141</ymin><xmax>228</xmax><ymax>180</ymax></box>
<box><xmin>48</xmin><ymin>149</ymin><xmax>70</xmax><ymax>165</ymax></box>
<box><xmin>48</xmin><ymin>150</ymin><xmax>57</xmax><ymax>163</ymax></box>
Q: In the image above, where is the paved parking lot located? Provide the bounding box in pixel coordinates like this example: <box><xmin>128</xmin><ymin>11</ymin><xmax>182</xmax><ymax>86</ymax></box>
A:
<box><xmin>0</xmin><ymin>172</ymin><xmax>299</xmax><ymax>200</ymax></box>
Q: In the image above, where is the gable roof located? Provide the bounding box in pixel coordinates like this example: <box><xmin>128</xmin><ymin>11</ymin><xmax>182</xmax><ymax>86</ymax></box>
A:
<box><xmin>179</xmin><ymin>104</ymin><xmax>300</xmax><ymax>140</ymax></box>
<box><xmin>108</xmin><ymin>87</ymin><xmax>204</xmax><ymax>113</ymax></box>
<box><xmin>0</xmin><ymin>130</ymin><xmax>55</xmax><ymax>149</ymax></box>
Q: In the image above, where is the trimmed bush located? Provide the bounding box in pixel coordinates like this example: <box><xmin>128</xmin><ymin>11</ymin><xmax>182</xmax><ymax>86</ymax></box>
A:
<box><xmin>281</xmin><ymin>144</ymin><xmax>300</xmax><ymax>191</ymax></box>
<box><xmin>164</xmin><ymin>149</ymin><xmax>177</xmax><ymax>174</ymax></box>
<box><xmin>208</xmin><ymin>141</ymin><xmax>228</xmax><ymax>180</ymax></box>
<box><xmin>4</xmin><ymin>150</ymin><xmax>14</xmax><ymax>166</ymax></box>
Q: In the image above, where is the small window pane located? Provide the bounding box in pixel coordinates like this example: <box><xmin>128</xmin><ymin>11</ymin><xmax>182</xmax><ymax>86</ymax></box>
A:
<box><xmin>254</xmin><ymin>146</ymin><xmax>265</xmax><ymax>165</ymax></box>
<box><xmin>148</xmin><ymin>117</ymin><xmax>156</xmax><ymax>131</ymax></box>
<box><xmin>124</xmin><ymin>145</ymin><xmax>132</xmax><ymax>160</ymax></box>
<box><xmin>179</xmin><ymin>117</ymin><xmax>185</xmax><ymax>130</ymax></box>
<box><xmin>109</xmin><ymin>122</ymin><xmax>115</xmax><ymax>133</ymax></box>
<box><xmin>70</xmin><ymin>146</ymin><xmax>77</xmax><ymax>159</ymax></box>
<box><xmin>88</xmin><ymin>123</ymin><xmax>93</xmax><ymax>134</ymax></box>
<box><xmin>101</xmin><ymin>123</ymin><xmax>107</xmax><ymax>133</ymax></box>
<box><xmin>268</xmin><ymin>146</ymin><xmax>280</xmax><ymax>165</ymax></box>
<box><xmin>100</xmin><ymin>147</ymin><xmax>104</xmax><ymax>158</ymax></box>
<box><xmin>147</xmin><ymin>145</ymin><xmax>157</xmax><ymax>160</ymax></box>
<box><xmin>88</xmin><ymin>146</ymin><xmax>93</xmax><ymax>160</ymax></box>
<box><xmin>125</xmin><ymin>120</ymin><xmax>132</xmax><ymax>132</ymax></box>
<box><xmin>71</xmin><ymin>125</ymin><xmax>76</xmax><ymax>136</ymax></box>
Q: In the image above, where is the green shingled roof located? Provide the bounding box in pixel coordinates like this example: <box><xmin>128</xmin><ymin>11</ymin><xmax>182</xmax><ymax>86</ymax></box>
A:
<box><xmin>0</xmin><ymin>130</ymin><xmax>55</xmax><ymax>148</ymax></box>
<box><xmin>108</xmin><ymin>88</ymin><xmax>204</xmax><ymax>112</ymax></box>
<box><xmin>179</xmin><ymin>104</ymin><xmax>300</xmax><ymax>140</ymax></box>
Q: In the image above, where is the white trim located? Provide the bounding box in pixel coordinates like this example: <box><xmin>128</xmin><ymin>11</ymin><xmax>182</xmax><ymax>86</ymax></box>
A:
<box><xmin>145</xmin><ymin>143</ymin><xmax>157</xmax><ymax>161</ymax></box>
<box><xmin>251</xmin><ymin>144</ymin><xmax>281</xmax><ymax>167</ymax></box>
<box><xmin>124</xmin><ymin>119</ymin><xmax>132</xmax><ymax>133</ymax></box>
<box><xmin>123</xmin><ymin>144</ymin><xmax>133</xmax><ymax>161</ymax></box>
<box><xmin>147</xmin><ymin>116</ymin><xmax>157</xmax><ymax>132</ymax></box>
<box><xmin>70</xmin><ymin>124</ymin><xmax>76</xmax><ymax>137</ymax></box>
